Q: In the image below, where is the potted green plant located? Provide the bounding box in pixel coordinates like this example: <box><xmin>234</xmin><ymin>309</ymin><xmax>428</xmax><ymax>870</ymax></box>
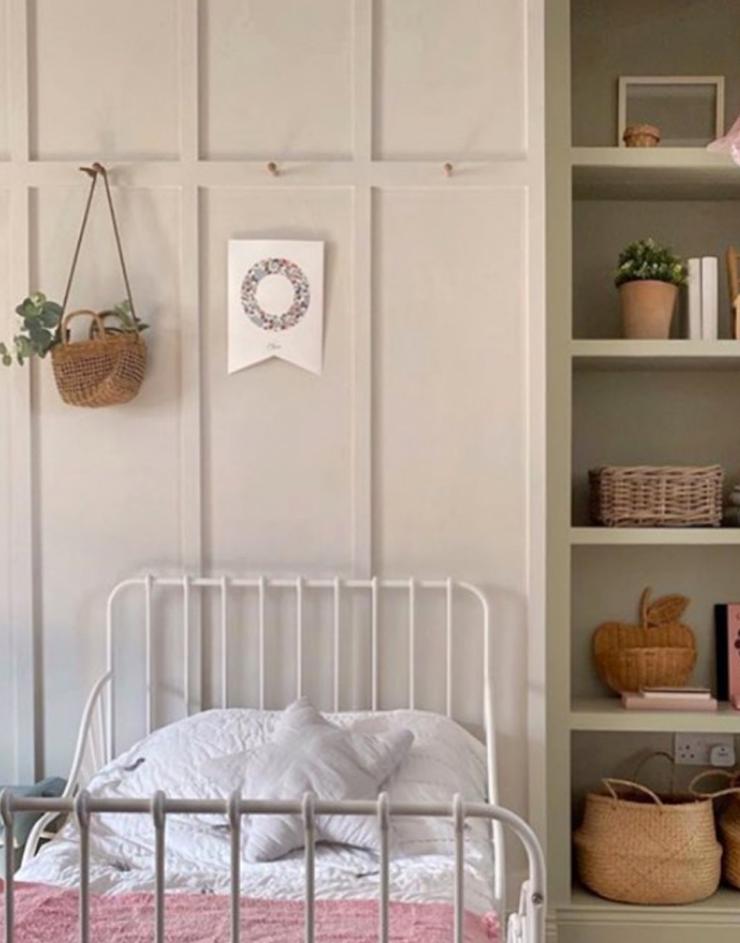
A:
<box><xmin>615</xmin><ymin>238</ymin><xmax>687</xmax><ymax>339</ymax></box>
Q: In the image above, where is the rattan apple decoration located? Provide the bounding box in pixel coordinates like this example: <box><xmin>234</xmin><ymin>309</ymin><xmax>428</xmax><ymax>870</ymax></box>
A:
<box><xmin>593</xmin><ymin>587</ymin><xmax>697</xmax><ymax>694</ymax></box>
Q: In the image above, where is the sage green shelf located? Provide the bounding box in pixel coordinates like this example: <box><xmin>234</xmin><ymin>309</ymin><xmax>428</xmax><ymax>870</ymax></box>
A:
<box><xmin>566</xmin><ymin>885</ymin><xmax>740</xmax><ymax>918</ymax></box>
<box><xmin>572</xmin><ymin>147</ymin><xmax>740</xmax><ymax>200</ymax></box>
<box><xmin>570</xmin><ymin>528</ymin><xmax>740</xmax><ymax>546</ymax></box>
<box><xmin>571</xmin><ymin>698</ymin><xmax>740</xmax><ymax>733</ymax></box>
<box><xmin>571</xmin><ymin>340</ymin><xmax>740</xmax><ymax>371</ymax></box>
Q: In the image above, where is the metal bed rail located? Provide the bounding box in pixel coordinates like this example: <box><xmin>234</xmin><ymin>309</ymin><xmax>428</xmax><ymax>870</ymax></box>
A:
<box><xmin>0</xmin><ymin>792</ymin><xmax>544</xmax><ymax>943</ymax></box>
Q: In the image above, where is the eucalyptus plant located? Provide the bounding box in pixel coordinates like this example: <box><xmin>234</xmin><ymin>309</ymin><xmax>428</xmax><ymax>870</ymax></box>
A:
<box><xmin>1</xmin><ymin>294</ymin><xmax>146</xmax><ymax>366</ymax></box>
<box><xmin>615</xmin><ymin>238</ymin><xmax>688</xmax><ymax>288</ymax></box>
<box><xmin>1</xmin><ymin>292</ymin><xmax>62</xmax><ymax>366</ymax></box>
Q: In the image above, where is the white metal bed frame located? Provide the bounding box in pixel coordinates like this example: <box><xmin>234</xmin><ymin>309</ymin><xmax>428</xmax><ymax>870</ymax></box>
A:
<box><xmin>2</xmin><ymin>574</ymin><xmax>545</xmax><ymax>943</ymax></box>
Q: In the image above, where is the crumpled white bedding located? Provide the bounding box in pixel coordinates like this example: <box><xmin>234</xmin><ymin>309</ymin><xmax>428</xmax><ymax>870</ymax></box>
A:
<box><xmin>17</xmin><ymin>707</ymin><xmax>497</xmax><ymax>916</ymax></box>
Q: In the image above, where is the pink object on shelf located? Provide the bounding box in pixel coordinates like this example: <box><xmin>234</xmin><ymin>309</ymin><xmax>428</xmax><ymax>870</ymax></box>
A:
<box><xmin>708</xmin><ymin>114</ymin><xmax>740</xmax><ymax>165</ymax></box>
<box><xmin>727</xmin><ymin>604</ymin><xmax>740</xmax><ymax>702</ymax></box>
<box><xmin>621</xmin><ymin>693</ymin><xmax>718</xmax><ymax>711</ymax></box>
<box><xmin>0</xmin><ymin>883</ymin><xmax>501</xmax><ymax>943</ymax></box>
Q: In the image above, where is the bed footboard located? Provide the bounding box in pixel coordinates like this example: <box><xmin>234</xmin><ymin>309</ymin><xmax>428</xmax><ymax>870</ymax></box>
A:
<box><xmin>0</xmin><ymin>791</ymin><xmax>545</xmax><ymax>943</ymax></box>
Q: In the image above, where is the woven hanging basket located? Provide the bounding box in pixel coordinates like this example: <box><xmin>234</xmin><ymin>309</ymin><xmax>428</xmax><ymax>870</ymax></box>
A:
<box><xmin>592</xmin><ymin>587</ymin><xmax>697</xmax><ymax>694</ymax></box>
<box><xmin>691</xmin><ymin>770</ymin><xmax>740</xmax><ymax>890</ymax></box>
<box><xmin>52</xmin><ymin>162</ymin><xmax>147</xmax><ymax>407</ymax></box>
<box><xmin>575</xmin><ymin>757</ymin><xmax>721</xmax><ymax>905</ymax></box>
<box><xmin>52</xmin><ymin>310</ymin><xmax>147</xmax><ymax>408</ymax></box>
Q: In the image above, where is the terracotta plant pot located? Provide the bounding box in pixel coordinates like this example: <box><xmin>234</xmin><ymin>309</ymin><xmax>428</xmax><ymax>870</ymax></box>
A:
<box><xmin>619</xmin><ymin>280</ymin><xmax>678</xmax><ymax>339</ymax></box>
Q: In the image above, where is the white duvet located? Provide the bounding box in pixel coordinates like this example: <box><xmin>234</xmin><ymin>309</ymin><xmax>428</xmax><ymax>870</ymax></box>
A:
<box><xmin>17</xmin><ymin>708</ymin><xmax>497</xmax><ymax>916</ymax></box>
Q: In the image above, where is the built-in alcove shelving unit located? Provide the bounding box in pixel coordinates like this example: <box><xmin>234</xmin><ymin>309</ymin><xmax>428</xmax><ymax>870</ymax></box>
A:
<box><xmin>547</xmin><ymin>1</ymin><xmax>740</xmax><ymax>940</ymax></box>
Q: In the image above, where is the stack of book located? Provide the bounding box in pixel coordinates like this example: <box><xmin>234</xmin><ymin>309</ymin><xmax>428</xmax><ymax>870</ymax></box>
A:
<box><xmin>687</xmin><ymin>257</ymin><xmax>718</xmax><ymax>340</ymax></box>
<box><xmin>621</xmin><ymin>687</ymin><xmax>718</xmax><ymax>711</ymax></box>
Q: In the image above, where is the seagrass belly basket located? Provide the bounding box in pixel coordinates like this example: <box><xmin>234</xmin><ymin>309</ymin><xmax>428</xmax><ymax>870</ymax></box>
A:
<box><xmin>691</xmin><ymin>769</ymin><xmax>740</xmax><ymax>891</ymax></box>
<box><xmin>575</xmin><ymin>759</ymin><xmax>722</xmax><ymax>905</ymax></box>
<box><xmin>51</xmin><ymin>163</ymin><xmax>147</xmax><ymax>407</ymax></box>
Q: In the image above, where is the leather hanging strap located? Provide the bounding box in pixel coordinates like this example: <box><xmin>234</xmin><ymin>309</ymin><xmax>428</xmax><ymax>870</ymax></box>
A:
<box><xmin>59</xmin><ymin>162</ymin><xmax>138</xmax><ymax>337</ymax></box>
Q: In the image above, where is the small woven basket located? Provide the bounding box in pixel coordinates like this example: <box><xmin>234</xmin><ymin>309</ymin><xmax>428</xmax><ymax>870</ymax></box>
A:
<box><xmin>589</xmin><ymin>465</ymin><xmax>723</xmax><ymax>527</ymax></box>
<box><xmin>575</xmin><ymin>757</ymin><xmax>721</xmax><ymax>905</ymax></box>
<box><xmin>691</xmin><ymin>770</ymin><xmax>740</xmax><ymax>889</ymax></box>
<box><xmin>51</xmin><ymin>310</ymin><xmax>147</xmax><ymax>408</ymax></box>
<box><xmin>51</xmin><ymin>162</ymin><xmax>147</xmax><ymax>407</ymax></box>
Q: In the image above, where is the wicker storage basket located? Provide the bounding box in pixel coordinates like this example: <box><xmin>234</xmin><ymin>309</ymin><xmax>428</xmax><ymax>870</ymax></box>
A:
<box><xmin>589</xmin><ymin>465</ymin><xmax>723</xmax><ymax>528</ymax></box>
<box><xmin>52</xmin><ymin>310</ymin><xmax>146</xmax><ymax>408</ymax></box>
<box><xmin>593</xmin><ymin>587</ymin><xmax>696</xmax><ymax>693</ymax></box>
<box><xmin>575</xmin><ymin>773</ymin><xmax>722</xmax><ymax>905</ymax></box>
<box><xmin>691</xmin><ymin>770</ymin><xmax>740</xmax><ymax>889</ymax></box>
<box><xmin>721</xmin><ymin>797</ymin><xmax>740</xmax><ymax>889</ymax></box>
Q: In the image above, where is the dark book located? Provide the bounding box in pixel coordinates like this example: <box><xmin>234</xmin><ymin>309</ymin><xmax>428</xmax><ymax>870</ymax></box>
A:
<box><xmin>715</xmin><ymin>603</ymin><xmax>729</xmax><ymax>701</ymax></box>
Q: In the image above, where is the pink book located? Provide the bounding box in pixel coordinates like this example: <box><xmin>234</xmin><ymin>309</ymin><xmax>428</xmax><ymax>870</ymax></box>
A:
<box><xmin>622</xmin><ymin>693</ymin><xmax>718</xmax><ymax>711</ymax></box>
<box><xmin>727</xmin><ymin>603</ymin><xmax>740</xmax><ymax>702</ymax></box>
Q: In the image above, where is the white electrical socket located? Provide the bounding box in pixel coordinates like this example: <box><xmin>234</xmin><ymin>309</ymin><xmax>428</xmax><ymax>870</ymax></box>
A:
<box><xmin>674</xmin><ymin>733</ymin><xmax>736</xmax><ymax>767</ymax></box>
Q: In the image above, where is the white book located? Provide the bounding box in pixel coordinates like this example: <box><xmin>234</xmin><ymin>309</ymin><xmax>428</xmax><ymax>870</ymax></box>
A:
<box><xmin>687</xmin><ymin>258</ymin><xmax>702</xmax><ymax>340</ymax></box>
<box><xmin>701</xmin><ymin>256</ymin><xmax>719</xmax><ymax>341</ymax></box>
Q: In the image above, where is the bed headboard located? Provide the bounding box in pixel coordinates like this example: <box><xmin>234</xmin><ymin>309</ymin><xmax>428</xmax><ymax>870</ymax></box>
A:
<box><xmin>66</xmin><ymin>573</ymin><xmax>502</xmax><ymax>904</ymax></box>
<box><xmin>101</xmin><ymin>573</ymin><xmax>496</xmax><ymax>781</ymax></box>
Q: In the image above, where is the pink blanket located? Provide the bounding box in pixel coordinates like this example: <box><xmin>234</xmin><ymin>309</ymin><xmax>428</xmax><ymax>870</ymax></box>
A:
<box><xmin>1</xmin><ymin>883</ymin><xmax>501</xmax><ymax>942</ymax></box>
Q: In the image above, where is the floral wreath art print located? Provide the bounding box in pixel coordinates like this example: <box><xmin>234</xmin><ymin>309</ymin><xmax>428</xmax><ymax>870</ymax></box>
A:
<box><xmin>228</xmin><ymin>240</ymin><xmax>324</xmax><ymax>374</ymax></box>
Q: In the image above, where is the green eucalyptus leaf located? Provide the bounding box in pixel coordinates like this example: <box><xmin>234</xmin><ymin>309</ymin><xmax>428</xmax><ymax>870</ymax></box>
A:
<box><xmin>27</xmin><ymin>321</ymin><xmax>49</xmax><ymax>343</ymax></box>
<box><xmin>15</xmin><ymin>335</ymin><xmax>32</xmax><ymax>356</ymax></box>
<box><xmin>16</xmin><ymin>299</ymin><xmax>37</xmax><ymax>319</ymax></box>
<box><xmin>38</xmin><ymin>307</ymin><xmax>60</xmax><ymax>328</ymax></box>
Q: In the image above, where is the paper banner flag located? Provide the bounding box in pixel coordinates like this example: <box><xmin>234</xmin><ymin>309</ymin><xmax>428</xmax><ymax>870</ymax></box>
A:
<box><xmin>228</xmin><ymin>240</ymin><xmax>324</xmax><ymax>374</ymax></box>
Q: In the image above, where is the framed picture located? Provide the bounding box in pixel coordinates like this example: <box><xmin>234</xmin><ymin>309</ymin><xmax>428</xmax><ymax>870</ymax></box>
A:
<box><xmin>227</xmin><ymin>239</ymin><xmax>324</xmax><ymax>374</ymax></box>
<box><xmin>617</xmin><ymin>76</ymin><xmax>725</xmax><ymax>147</ymax></box>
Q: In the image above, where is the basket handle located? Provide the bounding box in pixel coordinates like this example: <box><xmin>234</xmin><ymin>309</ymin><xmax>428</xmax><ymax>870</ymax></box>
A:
<box><xmin>59</xmin><ymin>163</ymin><xmax>138</xmax><ymax>337</ymax></box>
<box><xmin>602</xmin><ymin>777</ymin><xmax>664</xmax><ymax>807</ymax></box>
<box><xmin>59</xmin><ymin>309</ymin><xmax>107</xmax><ymax>345</ymax></box>
<box><xmin>88</xmin><ymin>310</ymin><xmax>132</xmax><ymax>338</ymax></box>
<box><xmin>689</xmin><ymin>768</ymin><xmax>740</xmax><ymax>800</ymax></box>
<box><xmin>639</xmin><ymin>587</ymin><xmax>651</xmax><ymax>629</ymax></box>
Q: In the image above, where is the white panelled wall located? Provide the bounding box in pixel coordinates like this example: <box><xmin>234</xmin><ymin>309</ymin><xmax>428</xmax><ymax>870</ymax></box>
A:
<box><xmin>0</xmin><ymin>0</ymin><xmax>545</xmax><ymax>859</ymax></box>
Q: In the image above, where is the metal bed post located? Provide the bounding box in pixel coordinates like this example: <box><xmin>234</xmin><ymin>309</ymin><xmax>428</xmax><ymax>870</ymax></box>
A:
<box><xmin>1</xmin><ymin>790</ymin><xmax>14</xmax><ymax>943</ymax></box>
<box><xmin>227</xmin><ymin>792</ymin><xmax>241</xmax><ymax>943</ymax></box>
<box><xmin>151</xmin><ymin>791</ymin><xmax>166</xmax><ymax>943</ymax></box>
<box><xmin>295</xmin><ymin>577</ymin><xmax>304</xmax><ymax>699</ymax></box>
<box><xmin>73</xmin><ymin>791</ymin><xmax>91</xmax><ymax>943</ymax></box>
<box><xmin>332</xmin><ymin>577</ymin><xmax>341</xmax><ymax>712</ymax></box>
<box><xmin>377</xmin><ymin>792</ymin><xmax>391</xmax><ymax>943</ymax></box>
<box><xmin>302</xmin><ymin>793</ymin><xmax>316</xmax><ymax>943</ymax></box>
<box><xmin>220</xmin><ymin>576</ymin><xmax>229</xmax><ymax>709</ymax></box>
<box><xmin>144</xmin><ymin>573</ymin><xmax>153</xmax><ymax>735</ymax></box>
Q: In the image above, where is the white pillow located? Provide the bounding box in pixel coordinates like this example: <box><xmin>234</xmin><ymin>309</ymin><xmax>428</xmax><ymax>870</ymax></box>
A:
<box><xmin>86</xmin><ymin>704</ymin><xmax>488</xmax><ymax>861</ymax></box>
<box><xmin>346</xmin><ymin>710</ymin><xmax>490</xmax><ymax>858</ymax></box>
<box><xmin>242</xmin><ymin>697</ymin><xmax>413</xmax><ymax>862</ymax></box>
